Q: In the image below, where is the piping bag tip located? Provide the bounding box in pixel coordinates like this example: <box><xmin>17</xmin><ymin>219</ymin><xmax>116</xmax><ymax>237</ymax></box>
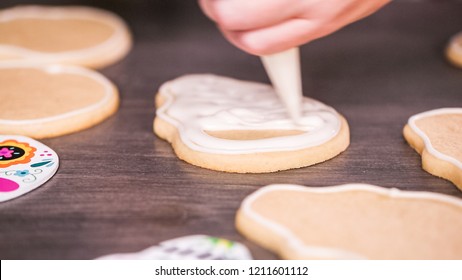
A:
<box><xmin>260</xmin><ymin>47</ymin><xmax>303</xmax><ymax>124</ymax></box>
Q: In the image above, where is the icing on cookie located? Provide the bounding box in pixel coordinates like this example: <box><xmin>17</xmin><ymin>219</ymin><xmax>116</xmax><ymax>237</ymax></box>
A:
<box><xmin>407</xmin><ymin>108</ymin><xmax>462</xmax><ymax>170</ymax></box>
<box><xmin>0</xmin><ymin>6</ymin><xmax>130</xmax><ymax>65</ymax></box>
<box><xmin>239</xmin><ymin>184</ymin><xmax>462</xmax><ymax>259</ymax></box>
<box><xmin>157</xmin><ymin>74</ymin><xmax>341</xmax><ymax>154</ymax></box>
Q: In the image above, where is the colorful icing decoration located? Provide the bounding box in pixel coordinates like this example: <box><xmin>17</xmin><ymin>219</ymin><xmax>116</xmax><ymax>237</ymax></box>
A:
<box><xmin>0</xmin><ymin>178</ymin><xmax>19</xmax><ymax>192</ymax></box>
<box><xmin>0</xmin><ymin>139</ymin><xmax>36</xmax><ymax>167</ymax></box>
<box><xmin>0</xmin><ymin>135</ymin><xmax>59</xmax><ymax>202</ymax></box>
<box><xmin>97</xmin><ymin>235</ymin><xmax>253</xmax><ymax>260</ymax></box>
<box><xmin>156</xmin><ymin>74</ymin><xmax>342</xmax><ymax>154</ymax></box>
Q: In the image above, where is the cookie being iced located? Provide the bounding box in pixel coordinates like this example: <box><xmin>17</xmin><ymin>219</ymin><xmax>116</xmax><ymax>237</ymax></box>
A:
<box><xmin>0</xmin><ymin>5</ymin><xmax>132</xmax><ymax>68</ymax></box>
<box><xmin>0</xmin><ymin>64</ymin><xmax>119</xmax><ymax>138</ymax></box>
<box><xmin>154</xmin><ymin>74</ymin><xmax>349</xmax><ymax>173</ymax></box>
<box><xmin>236</xmin><ymin>184</ymin><xmax>462</xmax><ymax>259</ymax></box>
<box><xmin>403</xmin><ymin>108</ymin><xmax>462</xmax><ymax>190</ymax></box>
<box><xmin>446</xmin><ymin>32</ymin><xmax>462</xmax><ymax>68</ymax></box>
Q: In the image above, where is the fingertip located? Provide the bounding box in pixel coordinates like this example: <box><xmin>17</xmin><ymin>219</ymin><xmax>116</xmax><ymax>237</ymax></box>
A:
<box><xmin>199</xmin><ymin>0</ymin><xmax>302</xmax><ymax>32</ymax></box>
<box><xmin>221</xmin><ymin>29</ymin><xmax>283</xmax><ymax>56</ymax></box>
<box><xmin>221</xmin><ymin>19</ymin><xmax>333</xmax><ymax>56</ymax></box>
<box><xmin>198</xmin><ymin>0</ymin><xmax>216</xmax><ymax>21</ymax></box>
<box><xmin>206</xmin><ymin>3</ymin><xmax>254</xmax><ymax>31</ymax></box>
<box><xmin>198</xmin><ymin>0</ymin><xmax>245</xmax><ymax>31</ymax></box>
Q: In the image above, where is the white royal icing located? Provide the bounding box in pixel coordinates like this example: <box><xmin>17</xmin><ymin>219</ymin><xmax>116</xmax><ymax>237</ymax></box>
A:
<box><xmin>240</xmin><ymin>183</ymin><xmax>462</xmax><ymax>260</ymax></box>
<box><xmin>0</xmin><ymin>5</ymin><xmax>130</xmax><ymax>63</ymax></box>
<box><xmin>0</xmin><ymin>63</ymin><xmax>116</xmax><ymax>125</ymax></box>
<box><xmin>156</xmin><ymin>74</ymin><xmax>342</xmax><ymax>154</ymax></box>
<box><xmin>407</xmin><ymin>108</ymin><xmax>462</xmax><ymax>170</ymax></box>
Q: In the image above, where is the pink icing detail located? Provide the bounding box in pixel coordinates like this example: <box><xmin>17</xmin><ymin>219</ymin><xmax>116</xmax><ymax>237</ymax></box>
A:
<box><xmin>40</xmin><ymin>154</ymin><xmax>44</xmax><ymax>156</ymax></box>
<box><xmin>47</xmin><ymin>154</ymin><xmax>52</xmax><ymax>156</ymax></box>
<box><xmin>0</xmin><ymin>147</ymin><xmax>14</xmax><ymax>158</ymax></box>
<box><xmin>0</xmin><ymin>178</ymin><xmax>20</xmax><ymax>192</ymax></box>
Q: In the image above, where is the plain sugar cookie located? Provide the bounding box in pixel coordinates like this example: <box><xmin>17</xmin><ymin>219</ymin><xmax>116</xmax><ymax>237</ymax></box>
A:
<box><xmin>0</xmin><ymin>64</ymin><xmax>119</xmax><ymax>138</ymax></box>
<box><xmin>403</xmin><ymin>108</ymin><xmax>462</xmax><ymax>190</ymax></box>
<box><xmin>154</xmin><ymin>74</ymin><xmax>350</xmax><ymax>173</ymax></box>
<box><xmin>0</xmin><ymin>5</ymin><xmax>132</xmax><ymax>68</ymax></box>
<box><xmin>446</xmin><ymin>32</ymin><xmax>462</xmax><ymax>68</ymax></box>
<box><xmin>236</xmin><ymin>184</ymin><xmax>462</xmax><ymax>259</ymax></box>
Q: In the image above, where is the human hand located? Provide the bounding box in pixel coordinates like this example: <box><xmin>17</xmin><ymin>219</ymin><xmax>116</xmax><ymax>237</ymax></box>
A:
<box><xmin>199</xmin><ymin>0</ymin><xmax>391</xmax><ymax>55</ymax></box>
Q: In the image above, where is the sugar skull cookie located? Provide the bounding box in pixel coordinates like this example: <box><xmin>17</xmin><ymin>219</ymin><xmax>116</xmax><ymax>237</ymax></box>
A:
<box><xmin>97</xmin><ymin>235</ymin><xmax>252</xmax><ymax>260</ymax></box>
<box><xmin>0</xmin><ymin>135</ymin><xmax>59</xmax><ymax>202</ymax></box>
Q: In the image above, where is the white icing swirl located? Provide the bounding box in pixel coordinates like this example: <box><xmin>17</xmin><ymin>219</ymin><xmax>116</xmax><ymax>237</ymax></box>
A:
<box><xmin>156</xmin><ymin>74</ymin><xmax>342</xmax><ymax>154</ymax></box>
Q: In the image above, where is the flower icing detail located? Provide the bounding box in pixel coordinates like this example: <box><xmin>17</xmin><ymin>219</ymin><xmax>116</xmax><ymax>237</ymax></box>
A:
<box><xmin>14</xmin><ymin>170</ymin><xmax>30</xmax><ymax>177</ymax></box>
<box><xmin>0</xmin><ymin>140</ymin><xmax>36</xmax><ymax>168</ymax></box>
<box><xmin>0</xmin><ymin>147</ymin><xmax>14</xmax><ymax>158</ymax></box>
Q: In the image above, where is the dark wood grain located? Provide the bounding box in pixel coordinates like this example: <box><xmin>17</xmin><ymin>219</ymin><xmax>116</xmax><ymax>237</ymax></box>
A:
<box><xmin>1</xmin><ymin>0</ymin><xmax>462</xmax><ymax>260</ymax></box>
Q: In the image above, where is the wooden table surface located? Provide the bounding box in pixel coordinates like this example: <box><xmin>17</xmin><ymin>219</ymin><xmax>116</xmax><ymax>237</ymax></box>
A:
<box><xmin>1</xmin><ymin>0</ymin><xmax>462</xmax><ymax>259</ymax></box>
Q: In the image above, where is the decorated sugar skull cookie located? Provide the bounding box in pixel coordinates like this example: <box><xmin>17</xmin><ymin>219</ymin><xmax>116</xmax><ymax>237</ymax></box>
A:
<box><xmin>97</xmin><ymin>235</ymin><xmax>253</xmax><ymax>260</ymax></box>
<box><xmin>0</xmin><ymin>135</ymin><xmax>59</xmax><ymax>202</ymax></box>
